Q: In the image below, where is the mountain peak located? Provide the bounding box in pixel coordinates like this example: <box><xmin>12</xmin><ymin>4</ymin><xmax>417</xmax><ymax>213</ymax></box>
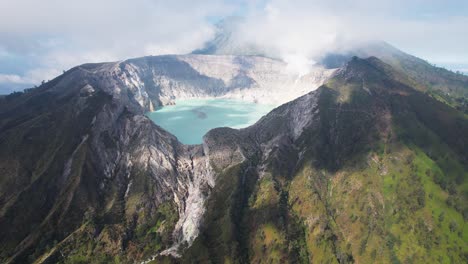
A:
<box><xmin>1</xmin><ymin>39</ymin><xmax>467</xmax><ymax>263</ymax></box>
<box><xmin>191</xmin><ymin>17</ymin><xmax>268</xmax><ymax>57</ymax></box>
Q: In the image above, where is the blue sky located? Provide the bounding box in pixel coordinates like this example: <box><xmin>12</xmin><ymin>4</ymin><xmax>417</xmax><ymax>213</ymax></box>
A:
<box><xmin>1</xmin><ymin>0</ymin><xmax>467</xmax><ymax>94</ymax></box>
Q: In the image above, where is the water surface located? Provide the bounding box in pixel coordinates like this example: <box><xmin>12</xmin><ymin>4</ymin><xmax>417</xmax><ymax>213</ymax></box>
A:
<box><xmin>147</xmin><ymin>98</ymin><xmax>274</xmax><ymax>144</ymax></box>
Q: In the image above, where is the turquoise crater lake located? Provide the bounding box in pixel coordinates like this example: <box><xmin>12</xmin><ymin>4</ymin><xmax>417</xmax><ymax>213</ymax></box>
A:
<box><xmin>147</xmin><ymin>98</ymin><xmax>275</xmax><ymax>145</ymax></box>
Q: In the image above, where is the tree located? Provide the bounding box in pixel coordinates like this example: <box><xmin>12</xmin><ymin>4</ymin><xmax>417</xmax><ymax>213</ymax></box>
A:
<box><xmin>449</xmin><ymin>220</ymin><xmax>458</xmax><ymax>232</ymax></box>
<box><xmin>438</xmin><ymin>212</ymin><xmax>445</xmax><ymax>222</ymax></box>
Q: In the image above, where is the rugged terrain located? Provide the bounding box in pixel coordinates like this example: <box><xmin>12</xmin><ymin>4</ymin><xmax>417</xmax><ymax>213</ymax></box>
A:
<box><xmin>0</xmin><ymin>53</ymin><xmax>333</xmax><ymax>263</ymax></box>
<box><xmin>194</xmin><ymin>18</ymin><xmax>468</xmax><ymax>112</ymax></box>
<box><xmin>175</xmin><ymin>57</ymin><xmax>468</xmax><ymax>263</ymax></box>
<box><xmin>107</xmin><ymin>54</ymin><xmax>334</xmax><ymax>108</ymax></box>
<box><xmin>0</xmin><ymin>49</ymin><xmax>467</xmax><ymax>263</ymax></box>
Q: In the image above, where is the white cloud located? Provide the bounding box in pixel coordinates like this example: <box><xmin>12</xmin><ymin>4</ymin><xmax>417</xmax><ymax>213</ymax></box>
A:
<box><xmin>0</xmin><ymin>74</ymin><xmax>30</xmax><ymax>84</ymax></box>
<box><xmin>230</xmin><ymin>0</ymin><xmax>468</xmax><ymax>74</ymax></box>
<box><xmin>0</xmin><ymin>0</ymin><xmax>467</xmax><ymax>91</ymax></box>
<box><xmin>0</xmin><ymin>69</ymin><xmax>61</xmax><ymax>85</ymax></box>
<box><xmin>0</xmin><ymin>0</ymin><xmax>235</xmax><ymax>88</ymax></box>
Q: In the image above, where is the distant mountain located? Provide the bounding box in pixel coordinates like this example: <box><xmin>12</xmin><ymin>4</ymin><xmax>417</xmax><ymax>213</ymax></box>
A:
<box><xmin>0</xmin><ymin>52</ymin><xmax>467</xmax><ymax>262</ymax></box>
<box><xmin>192</xmin><ymin>17</ymin><xmax>269</xmax><ymax>57</ymax></box>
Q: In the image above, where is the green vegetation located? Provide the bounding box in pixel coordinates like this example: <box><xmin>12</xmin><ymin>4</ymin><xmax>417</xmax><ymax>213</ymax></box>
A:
<box><xmin>176</xmin><ymin>57</ymin><xmax>468</xmax><ymax>263</ymax></box>
<box><xmin>0</xmin><ymin>54</ymin><xmax>466</xmax><ymax>263</ymax></box>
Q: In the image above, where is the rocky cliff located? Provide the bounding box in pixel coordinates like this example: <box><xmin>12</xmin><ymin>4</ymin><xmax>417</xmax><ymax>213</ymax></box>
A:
<box><xmin>0</xmin><ymin>53</ymin><xmax>467</xmax><ymax>263</ymax></box>
<box><xmin>111</xmin><ymin>54</ymin><xmax>334</xmax><ymax>108</ymax></box>
<box><xmin>174</xmin><ymin>57</ymin><xmax>468</xmax><ymax>264</ymax></box>
<box><xmin>0</xmin><ymin>53</ymin><xmax>334</xmax><ymax>263</ymax></box>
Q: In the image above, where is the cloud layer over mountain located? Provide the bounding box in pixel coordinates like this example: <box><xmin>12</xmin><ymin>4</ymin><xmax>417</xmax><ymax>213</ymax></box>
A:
<box><xmin>1</xmin><ymin>0</ymin><xmax>467</xmax><ymax>93</ymax></box>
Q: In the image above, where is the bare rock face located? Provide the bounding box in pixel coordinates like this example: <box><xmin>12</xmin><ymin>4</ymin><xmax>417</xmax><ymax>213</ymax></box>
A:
<box><xmin>3</xmin><ymin>53</ymin><xmax>466</xmax><ymax>264</ymax></box>
<box><xmin>112</xmin><ymin>54</ymin><xmax>335</xmax><ymax>108</ymax></box>
<box><xmin>0</xmin><ymin>53</ymin><xmax>336</xmax><ymax>263</ymax></box>
<box><xmin>0</xmin><ymin>52</ymin><xmax>467</xmax><ymax>264</ymax></box>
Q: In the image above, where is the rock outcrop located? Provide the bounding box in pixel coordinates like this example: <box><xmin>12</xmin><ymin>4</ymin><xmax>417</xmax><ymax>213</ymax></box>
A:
<box><xmin>0</xmin><ymin>53</ymin><xmax>466</xmax><ymax>264</ymax></box>
<box><xmin>0</xmin><ymin>54</ymin><xmax>335</xmax><ymax>263</ymax></box>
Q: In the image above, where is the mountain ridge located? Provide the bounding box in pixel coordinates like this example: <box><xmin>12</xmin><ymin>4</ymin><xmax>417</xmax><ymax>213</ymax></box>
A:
<box><xmin>176</xmin><ymin>56</ymin><xmax>467</xmax><ymax>263</ymax></box>
<box><xmin>0</xmin><ymin>49</ymin><xmax>467</xmax><ymax>263</ymax></box>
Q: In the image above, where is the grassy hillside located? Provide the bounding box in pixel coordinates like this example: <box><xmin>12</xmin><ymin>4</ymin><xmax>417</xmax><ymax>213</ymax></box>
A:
<box><xmin>0</xmin><ymin>55</ymin><xmax>466</xmax><ymax>263</ymax></box>
<box><xmin>172</xmin><ymin>57</ymin><xmax>468</xmax><ymax>264</ymax></box>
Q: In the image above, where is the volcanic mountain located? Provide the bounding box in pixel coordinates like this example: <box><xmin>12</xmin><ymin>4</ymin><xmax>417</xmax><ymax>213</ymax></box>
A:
<box><xmin>0</xmin><ymin>44</ymin><xmax>467</xmax><ymax>263</ymax></box>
